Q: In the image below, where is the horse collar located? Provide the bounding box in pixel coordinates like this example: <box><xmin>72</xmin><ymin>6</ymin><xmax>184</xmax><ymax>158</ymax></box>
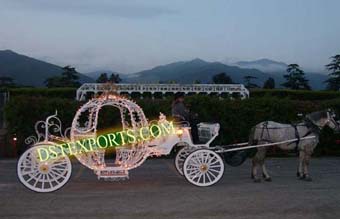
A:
<box><xmin>303</xmin><ymin>118</ymin><xmax>321</xmax><ymax>135</ymax></box>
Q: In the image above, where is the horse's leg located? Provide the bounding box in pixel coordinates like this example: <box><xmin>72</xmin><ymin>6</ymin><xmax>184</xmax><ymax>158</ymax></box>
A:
<box><xmin>303</xmin><ymin>150</ymin><xmax>313</xmax><ymax>181</ymax></box>
<box><xmin>252</xmin><ymin>148</ymin><xmax>266</xmax><ymax>182</ymax></box>
<box><xmin>251</xmin><ymin>159</ymin><xmax>258</xmax><ymax>181</ymax></box>
<box><xmin>297</xmin><ymin>150</ymin><xmax>305</xmax><ymax>179</ymax></box>
<box><xmin>251</xmin><ymin>162</ymin><xmax>255</xmax><ymax>179</ymax></box>
<box><xmin>259</xmin><ymin>149</ymin><xmax>271</xmax><ymax>181</ymax></box>
<box><xmin>262</xmin><ymin>164</ymin><xmax>272</xmax><ymax>181</ymax></box>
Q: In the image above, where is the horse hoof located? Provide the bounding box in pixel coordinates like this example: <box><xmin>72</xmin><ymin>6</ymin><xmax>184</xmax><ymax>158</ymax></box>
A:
<box><xmin>264</xmin><ymin>177</ymin><xmax>272</xmax><ymax>182</ymax></box>
<box><xmin>299</xmin><ymin>175</ymin><xmax>306</xmax><ymax>180</ymax></box>
<box><xmin>296</xmin><ymin>172</ymin><xmax>301</xmax><ymax>177</ymax></box>
<box><xmin>253</xmin><ymin>178</ymin><xmax>261</xmax><ymax>183</ymax></box>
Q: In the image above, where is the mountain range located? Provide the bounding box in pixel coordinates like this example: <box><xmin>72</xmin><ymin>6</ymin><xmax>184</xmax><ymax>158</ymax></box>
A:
<box><xmin>119</xmin><ymin>58</ymin><xmax>328</xmax><ymax>89</ymax></box>
<box><xmin>0</xmin><ymin>50</ymin><xmax>93</xmax><ymax>86</ymax></box>
<box><xmin>234</xmin><ymin>58</ymin><xmax>288</xmax><ymax>73</ymax></box>
<box><xmin>123</xmin><ymin>58</ymin><xmax>270</xmax><ymax>84</ymax></box>
<box><xmin>0</xmin><ymin>50</ymin><xmax>329</xmax><ymax>89</ymax></box>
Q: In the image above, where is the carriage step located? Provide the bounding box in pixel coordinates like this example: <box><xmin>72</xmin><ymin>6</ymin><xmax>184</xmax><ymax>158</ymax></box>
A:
<box><xmin>97</xmin><ymin>170</ymin><xmax>129</xmax><ymax>181</ymax></box>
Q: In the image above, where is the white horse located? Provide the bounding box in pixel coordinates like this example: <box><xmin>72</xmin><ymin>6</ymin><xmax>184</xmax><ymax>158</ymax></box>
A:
<box><xmin>249</xmin><ymin>109</ymin><xmax>339</xmax><ymax>182</ymax></box>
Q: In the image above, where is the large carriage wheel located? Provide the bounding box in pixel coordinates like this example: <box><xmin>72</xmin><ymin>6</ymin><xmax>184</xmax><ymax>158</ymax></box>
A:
<box><xmin>174</xmin><ymin>146</ymin><xmax>195</xmax><ymax>175</ymax></box>
<box><xmin>17</xmin><ymin>143</ymin><xmax>72</xmax><ymax>193</ymax></box>
<box><xmin>183</xmin><ymin>149</ymin><xmax>224</xmax><ymax>187</ymax></box>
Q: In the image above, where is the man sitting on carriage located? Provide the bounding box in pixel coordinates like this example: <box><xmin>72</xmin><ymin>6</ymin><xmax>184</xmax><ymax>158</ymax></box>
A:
<box><xmin>171</xmin><ymin>93</ymin><xmax>199</xmax><ymax>143</ymax></box>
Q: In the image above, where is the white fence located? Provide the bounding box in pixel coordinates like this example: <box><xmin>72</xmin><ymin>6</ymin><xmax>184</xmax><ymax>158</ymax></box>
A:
<box><xmin>76</xmin><ymin>83</ymin><xmax>249</xmax><ymax>101</ymax></box>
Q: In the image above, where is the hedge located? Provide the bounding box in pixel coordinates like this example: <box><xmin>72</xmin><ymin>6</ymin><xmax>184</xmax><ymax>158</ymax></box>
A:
<box><xmin>251</xmin><ymin>89</ymin><xmax>340</xmax><ymax>100</ymax></box>
<box><xmin>4</xmin><ymin>93</ymin><xmax>340</xmax><ymax>156</ymax></box>
<box><xmin>5</xmin><ymin>87</ymin><xmax>340</xmax><ymax>101</ymax></box>
<box><xmin>8</xmin><ymin>88</ymin><xmax>77</xmax><ymax>99</ymax></box>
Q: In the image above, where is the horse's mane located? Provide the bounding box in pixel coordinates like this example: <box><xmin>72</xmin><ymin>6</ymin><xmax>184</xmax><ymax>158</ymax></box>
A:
<box><xmin>306</xmin><ymin>110</ymin><xmax>327</xmax><ymax>122</ymax></box>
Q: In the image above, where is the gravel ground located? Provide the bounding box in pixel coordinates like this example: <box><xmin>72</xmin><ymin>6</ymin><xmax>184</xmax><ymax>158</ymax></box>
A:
<box><xmin>1</xmin><ymin>157</ymin><xmax>340</xmax><ymax>219</ymax></box>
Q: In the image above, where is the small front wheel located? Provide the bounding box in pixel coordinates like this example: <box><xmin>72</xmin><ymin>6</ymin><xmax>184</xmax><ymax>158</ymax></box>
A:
<box><xmin>183</xmin><ymin>149</ymin><xmax>224</xmax><ymax>187</ymax></box>
<box><xmin>17</xmin><ymin>143</ymin><xmax>72</xmax><ymax>193</ymax></box>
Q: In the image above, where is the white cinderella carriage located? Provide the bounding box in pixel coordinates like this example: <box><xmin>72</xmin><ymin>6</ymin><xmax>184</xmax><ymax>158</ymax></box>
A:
<box><xmin>17</xmin><ymin>91</ymin><xmax>224</xmax><ymax>192</ymax></box>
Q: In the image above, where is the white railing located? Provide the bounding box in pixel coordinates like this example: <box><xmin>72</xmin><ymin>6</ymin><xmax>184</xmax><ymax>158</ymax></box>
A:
<box><xmin>76</xmin><ymin>83</ymin><xmax>249</xmax><ymax>101</ymax></box>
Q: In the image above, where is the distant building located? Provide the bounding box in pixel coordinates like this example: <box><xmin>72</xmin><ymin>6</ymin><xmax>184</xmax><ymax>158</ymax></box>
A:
<box><xmin>76</xmin><ymin>83</ymin><xmax>250</xmax><ymax>101</ymax></box>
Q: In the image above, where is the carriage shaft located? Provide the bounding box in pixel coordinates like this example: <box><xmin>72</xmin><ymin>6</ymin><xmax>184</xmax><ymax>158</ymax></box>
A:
<box><xmin>214</xmin><ymin>135</ymin><xmax>316</xmax><ymax>153</ymax></box>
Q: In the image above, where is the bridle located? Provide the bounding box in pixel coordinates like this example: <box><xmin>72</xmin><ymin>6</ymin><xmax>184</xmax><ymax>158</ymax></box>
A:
<box><xmin>325</xmin><ymin>111</ymin><xmax>340</xmax><ymax>131</ymax></box>
<box><xmin>292</xmin><ymin>111</ymin><xmax>337</xmax><ymax>148</ymax></box>
<box><xmin>304</xmin><ymin>110</ymin><xmax>339</xmax><ymax>134</ymax></box>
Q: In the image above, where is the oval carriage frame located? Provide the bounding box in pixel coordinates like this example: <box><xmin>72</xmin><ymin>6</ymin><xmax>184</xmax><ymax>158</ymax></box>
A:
<box><xmin>70</xmin><ymin>94</ymin><xmax>149</xmax><ymax>170</ymax></box>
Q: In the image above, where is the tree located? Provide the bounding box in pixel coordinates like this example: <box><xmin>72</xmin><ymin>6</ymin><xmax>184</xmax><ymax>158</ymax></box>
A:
<box><xmin>263</xmin><ymin>77</ymin><xmax>275</xmax><ymax>89</ymax></box>
<box><xmin>193</xmin><ymin>80</ymin><xmax>201</xmax><ymax>84</ymax></box>
<box><xmin>45</xmin><ymin>65</ymin><xmax>81</xmax><ymax>88</ymax></box>
<box><xmin>168</xmin><ymin>80</ymin><xmax>177</xmax><ymax>84</ymax></box>
<box><xmin>96</xmin><ymin>73</ymin><xmax>109</xmax><ymax>83</ymax></box>
<box><xmin>244</xmin><ymin>75</ymin><xmax>258</xmax><ymax>88</ymax></box>
<box><xmin>325</xmin><ymin>55</ymin><xmax>340</xmax><ymax>90</ymax></box>
<box><xmin>60</xmin><ymin>66</ymin><xmax>81</xmax><ymax>87</ymax></box>
<box><xmin>45</xmin><ymin>77</ymin><xmax>63</xmax><ymax>88</ymax></box>
<box><xmin>0</xmin><ymin>76</ymin><xmax>15</xmax><ymax>87</ymax></box>
<box><xmin>212</xmin><ymin>72</ymin><xmax>233</xmax><ymax>84</ymax></box>
<box><xmin>109</xmin><ymin>73</ymin><xmax>122</xmax><ymax>83</ymax></box>
<box><xmin>281</xmin><ymin>64</ymin><xmax>310</xmax><ymax>90</ymax></box>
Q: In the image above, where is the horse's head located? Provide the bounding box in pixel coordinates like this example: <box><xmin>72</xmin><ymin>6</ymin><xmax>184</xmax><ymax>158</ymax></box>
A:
<box><xmin>327</xmin><ymin>109</ymin><xmax>340</xmax><ymax>132</ymax></box>
<box><xmin>306</xmin><ymin>109</ymin><xmax>340</xmax><ymax>132</ymax></box>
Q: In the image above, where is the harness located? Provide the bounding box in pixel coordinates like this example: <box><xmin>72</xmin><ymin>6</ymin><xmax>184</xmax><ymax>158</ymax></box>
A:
<box><xmin>259</xmin><ymin>121</ymin><xmax>271</xmax><ymax>143</ymax></box>
<box><xmin>291</xmin><ymin>124</ymin><xmax>300</xmax><ymax>148</ymax></box>
<box><xmin>303</xmin><ymin>117</ymin><xmax>322</xmax><ymax>135</ymax></box>
<box><xmin>257</xmin><ymin>118</ymin><xmax>320</xmax><ymax>149</ymax></box>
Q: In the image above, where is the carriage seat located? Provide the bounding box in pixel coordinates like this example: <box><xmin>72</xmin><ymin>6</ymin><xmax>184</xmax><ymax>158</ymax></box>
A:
<box><xmin>197</xmin><ymin>122</ymin><xmax>220</xmax><ymax>143</ymax></box>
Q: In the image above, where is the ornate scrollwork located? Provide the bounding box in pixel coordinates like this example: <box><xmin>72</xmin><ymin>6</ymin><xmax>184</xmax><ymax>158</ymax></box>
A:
<box><xmin>25</xmin><ymin>111</ymin><xmax>70</xmax><ymax>146</ymax></box>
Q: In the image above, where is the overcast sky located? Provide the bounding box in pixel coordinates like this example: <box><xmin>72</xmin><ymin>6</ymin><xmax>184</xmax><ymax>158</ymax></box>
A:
<box><xmin>0</xmin><ymin>0</ymin><xmax>339</xmax><ymax>73</ymax></box>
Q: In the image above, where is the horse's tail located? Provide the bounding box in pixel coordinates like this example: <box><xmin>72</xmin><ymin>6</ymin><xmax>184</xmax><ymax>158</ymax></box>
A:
<box><xmin>247</xmin><ymin>125</ymin><xmax>258</xmax><ymax>158</ymax></box>
<box><xmin>248</xmin><ymin>125</ymin><xmax>257</xmax><ymax>145</ymax></box>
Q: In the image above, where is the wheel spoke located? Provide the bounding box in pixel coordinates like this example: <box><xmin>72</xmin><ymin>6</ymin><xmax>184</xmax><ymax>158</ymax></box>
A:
<box><xmin>46</xmin><ymin>173</ymin><xmax>53</xmax><ymax>188</ymax></box>
<box><xmin>33</xmin><ymin>173</ymin><xmax>42</xmax><ymax>187</ymax></box>
<box><xmin>26</xmin><ymin>170</ymin><xmax>40</xmax><ymax>183</ymax></box>
<box><xmin>207</xmin><ymin>169</ymin><xmax>217</xmax><ymax>177</ymax></box>
<box><xmin>209</xmin><ymin>168</ymin><xmax>221</xmax><ymax>173</ymax></box>
<box><xmin>53</xmin><ymin>166</ymin><xmax>67</xmax><ymax>171</ymax></box>
<box><xmin>42</xmin><ymin>174</ymin><xmax>46</xmax><ymax>189</ymax></box>
<box><xmin>189</xmin><ymin>170</ymin><xmax>201</xmax><ymax>179</ymax></box>
<box><xmin>51</xmin><ymin>162</ymin><xmax>67</xmax><ymax>168</ymax></box>
<box><xmin>210</xmin><ymin>164</ymin><xmax>222</xmax><ymax>168</ymax></box>
<box><xmin>189</xmin><ymin>169</ymin><xmax>200</xmax><ymax>175</ymax></box>
<box><xmin>204</xmin><ymin>153</ymin><xmax>210</xmax><ymax>163</ymax></box>
<box><xmin>197</xmin><ymin>173</ymin><xmax>203</xmax><ymax>182</ymax></box>
<box><xmin>51</xmin><ymin>170</ymin><xmax>66</xmax><ymax>179</ymax></box>
<box><xmin>198</xmin><ymin>153</ymin><xmax>205</xmax><ymax>164</ymax></box>
<box><xmin>206</xmin><ymin>171</ymin><xmax>212</xmax><ymax>182</ymax></box>
<box><xmin>208</xmin><ymin>158</ymin><xmax>219</xmax><ymax>165</ymax></box>
<box><xmin>48</xmin><ymin>172</ymin><xmax>58</xmax><ymax>183</ymax></box>
<box><xmin>188</xmin><ymin>157</ymin><xmax>200</xmax><ymax>166</ymax></box>
<box><xmin>21</xmin><ymin>170</ymin><xmax>36</xmax><ymax>175</ymax></box>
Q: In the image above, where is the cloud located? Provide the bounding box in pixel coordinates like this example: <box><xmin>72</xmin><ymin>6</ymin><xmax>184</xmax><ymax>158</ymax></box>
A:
<box><xmin>1</xmin><ymin>0</ymin><xmax>178</xmax><ymax>19</ymax></box>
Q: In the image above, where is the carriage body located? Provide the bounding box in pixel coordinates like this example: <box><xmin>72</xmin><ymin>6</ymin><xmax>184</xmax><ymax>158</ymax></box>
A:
<box><xmin>17</xmin><ymin>92</ymin><xmax>223</xmax><ymax>192</ymax></box>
